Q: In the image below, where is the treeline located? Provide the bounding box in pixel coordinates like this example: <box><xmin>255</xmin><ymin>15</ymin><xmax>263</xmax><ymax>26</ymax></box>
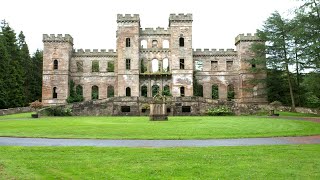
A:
<box><xmin>252</xmin><ymin>0</ymin><xmax>320</xmax><ymax>110</ymax></box>
<box><xmin>0</xmin><ymin>20</ymin><xmax>43</xmax><ymax>109</ymax></box>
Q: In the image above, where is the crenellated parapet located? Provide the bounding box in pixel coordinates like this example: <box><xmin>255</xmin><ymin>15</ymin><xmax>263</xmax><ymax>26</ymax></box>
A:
<box><xmin>235</xmin><ymin>33</ymin><xmax>262</xmax><ymax>45</ymax></box>
<box><xmin>140</xmin><ymin>27</ymin><xmax>170</xmax><ymax>35</ymax></box>
<box><xmin>193</xmin><ymin>48</ymin><xmax>237</xmax><ymax>57</ymax></box>
<box><xmin>169</xmin><ymin>13</ymin><xmax>193</xmax><ymax>22</ymax></box>
<box><xmin>73</xmin><ymin>49</ymin><xmax>117</xmax><ymax>57</ymax></box>
<box><xmin>43</xmin><ymin>34</ymin><xmax>73</xmax><ymax>44</ymax></box>
<box><xmin>117</xmin><ymin>14</ymin><xmax>140</xmax><ymax>23</ymax></box>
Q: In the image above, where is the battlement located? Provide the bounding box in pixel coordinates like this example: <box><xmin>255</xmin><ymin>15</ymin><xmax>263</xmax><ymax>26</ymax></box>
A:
<box><xmin>117</xmin><ymin>14</ymin><xmax>140</xmax><ymax>23</ymax></box>
<box><xmin>235</xmin><ymin>33</ymin><xmax>261</xmax><ymax>45</ymax></box>
<box><xmin>140</xmin><ymin>27</ymin><xmax>170</xmax><ymax>35</ymax></box>
<box><xmin>193</xmin><ymin>48</ymin><xmax>237</xmax><ymax>56</ymax></box>
<box><xmin>43</xmin><ymin>34</ymin><xmax>73</xmax><ymax>44</ymax></box>
<box><xmin>73</xmin><ymin>49</ymin><xmax>117</xmax><ymax>57</ymax></box>
<box><xmin>169</xmin><ymin>13</ymin><xmax>193</xmax><ymax>21</ymax></box>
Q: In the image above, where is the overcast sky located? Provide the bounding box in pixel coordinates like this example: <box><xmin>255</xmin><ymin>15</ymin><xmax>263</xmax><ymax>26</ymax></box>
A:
<box><xmin>1</xmin><ymin>0</ymin><xmax>300</xmax><ymax>54</ymax></box>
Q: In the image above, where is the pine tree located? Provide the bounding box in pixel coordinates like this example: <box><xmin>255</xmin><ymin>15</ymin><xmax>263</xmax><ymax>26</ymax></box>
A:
<box><xmin>0</xmin><ymin>33</ymin><xmax>10</xmax><ymax>108</ymax></box>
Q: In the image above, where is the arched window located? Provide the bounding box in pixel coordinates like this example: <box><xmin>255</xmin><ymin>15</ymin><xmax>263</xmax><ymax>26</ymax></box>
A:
<box><xmin>141</xmin><ymin>40</ymin><xmax>147</xmax><ymax>48</ymax></box>
<box><xmin>53</xmin><ymin>87</ymin><xmax>57</xmax><ymax>99</ymax></box>
<box><xmin>180</xmin><ymin>86</ymin><xmax>185</xmax><ymax>97</ymax></box>
<box><xmin>140</xmin><ymin>59</ymin><xmax>147</xmax><ymax>73</ymax></box>
<box><xmin>212</xmin><ymin>84</ymin><xmax>219</xmax><ymax>99</ymax></box>
<box><xmin>141</xmin><ymin>85</ymin><xmax>147</xmax><ymax>97</ymax></box>
<box><xmin>126</xmin><ymin>87</ymin><xmax>131</xmax><ymax>97</ymax></box>
<box><xmin>194</xmin><ymin>84</ymin><xmax>203</xmax><ymax>97</ymax></box>
<box><xmin>152</xmin><ymin>40</ymin><xmax>158</xmax><ymax>48</ymax></box>
<box><xmin>53</xmin><ymin>60</ymin><xmax>58</xmax><ymax>70</ymax></box>
<box><xmin>151</xmin><ymin>59</ymin><xmax>159</xmax><ymax>73</ymax></box>
<box><xmin>163</xmin><ymin>58</ymin><xmax>169</xmax><ymax>72</ymax></box>
<box><xmin>179</xmin><ymin>37</ymin><xmax>184</xmax><ymax>47</ymax></box>
<box><xmin>76</xmin><ymin>85</ymin><xmax>83</xmax><ymax>96</ymax></box>
<box><xmin>227</xmin><ymin>84</ymin><xmax>235</xmax><ymax>100</ymax></box>
<box><xmin>107</xmin><ymin>86</ymin><xmax>114</xmax><ymax>98</ymax></box>
<box><xmin>152</xmin><ymin>85</ymin><xmax>159</xmax><ymax>97</ymax></box>
<box><xmin>92</xmin><ymin>85</ymin><xmax>99</xmax><ymax>100</ymax></box>
<box><xmin>163</xmin><ymin>85</ymin><xmax>170</xmax><ymax>96</ymax></box>
<box><xmin>126</xmin><ymin>38</ymin><xmax>130</xmax><ymax>47</ymax></box>
<box><xmin>163</xmin><ymin>40</ymin><xmax>169</xmax><ymax>48</ymax></box>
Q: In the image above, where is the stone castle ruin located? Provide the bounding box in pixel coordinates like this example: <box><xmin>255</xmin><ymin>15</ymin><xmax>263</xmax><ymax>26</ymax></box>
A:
<box><xmin>42</xmin><ymin>14</ymin><xmax>267</xmax><ymax>115</ymax></box>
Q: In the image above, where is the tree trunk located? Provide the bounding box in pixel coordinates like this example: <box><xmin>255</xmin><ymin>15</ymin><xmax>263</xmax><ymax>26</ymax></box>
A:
<box><xmin>285</xmin><ymin>64</ymin><xmax>296</xmax><ymax>111</ymax></box>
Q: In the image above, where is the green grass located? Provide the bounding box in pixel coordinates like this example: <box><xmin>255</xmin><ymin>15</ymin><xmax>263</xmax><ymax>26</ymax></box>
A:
<box><xmin>278</xmin><ymin>111</ymin><xmax>320</xmax><ymax>117</ymax></box>
<box><xmin>0</xmin><ymin>145</ymin><xmax>319</xmax><ymax>179</ymax></box>
<box><xmin>0</xmin><ymin>113</ymin><xmax>319</xmax><ymax>139</ymax></box>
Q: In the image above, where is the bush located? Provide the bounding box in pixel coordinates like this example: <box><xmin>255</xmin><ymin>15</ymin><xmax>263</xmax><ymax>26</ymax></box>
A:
<box><xmin>46</xmin><ymin>106</ymin><xmax>72</xmax><ymax>116</ymax></box>
<box><xmin>29</xmin><ymin>100</ymin><xmax>43</xmax><ymax>111</ymax></box>
<box><xmin>207</xmin><ymin>106</ymin><xmax>234</xmax><ymax>116</ymax></box>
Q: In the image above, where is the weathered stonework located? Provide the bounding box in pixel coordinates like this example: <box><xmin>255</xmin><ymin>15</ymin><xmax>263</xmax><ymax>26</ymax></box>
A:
<box><xmin>42</xmin><ymin>14</ymin><xmax>267</xmax><ymax>108</ymax></box>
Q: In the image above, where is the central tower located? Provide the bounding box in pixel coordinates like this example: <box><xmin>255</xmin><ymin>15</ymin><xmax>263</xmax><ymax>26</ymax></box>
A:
<box><xmin>116</xmin><ymin>14</ymin><xmax>140</xmax><ymax>97</ymax></box>
<box><xmin>169</xmin><ymin>14</ymin><xmax>193</xmax><ymax>97</ymax></box>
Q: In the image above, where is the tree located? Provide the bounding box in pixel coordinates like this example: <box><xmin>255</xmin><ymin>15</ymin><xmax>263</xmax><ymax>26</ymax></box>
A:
<box><xmin>256</xmin><ymin>11</ymin><xmax>296</xmax><ymax>111</ymax></box>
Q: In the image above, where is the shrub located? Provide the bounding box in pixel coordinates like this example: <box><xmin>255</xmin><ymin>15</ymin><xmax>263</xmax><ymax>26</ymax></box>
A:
<box><xmin>46</xmin><ymin>106</ymin><xmax>72</xmax><ymax>116</ymax></box>
<box><xmin>29</xmin><ymin>100</ymin><xmax>43</xmax><ymax>111</ymax></box>
<box><xmin>207</xmin><ymin>106</ymin><xmax>234</xmax><ymax>116</ymax></box>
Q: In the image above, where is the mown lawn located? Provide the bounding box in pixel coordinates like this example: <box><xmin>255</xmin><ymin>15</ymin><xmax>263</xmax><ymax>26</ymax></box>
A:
<box><xmin>0</xmin><ymin>145</ymin><xmax>319</xmax><ymax>179</ymax></box>
<box><xmin>0</xmin><ymin>113</ymin><xmax>319</xmax><ymax>139</ymax></box>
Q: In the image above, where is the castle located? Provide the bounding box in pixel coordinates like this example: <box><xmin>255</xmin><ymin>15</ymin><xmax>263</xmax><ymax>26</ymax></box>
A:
<box><xmin>42</xmin><ymin>14</ymin><xmax>267</xmax><ymax>114</ymax></box>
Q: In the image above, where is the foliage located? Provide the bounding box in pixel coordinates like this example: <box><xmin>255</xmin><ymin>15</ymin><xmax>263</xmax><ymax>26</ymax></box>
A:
<box><xmin>193</xmin><ymin>73</ymin><xmax>203</xmax><ymax>97</ymax></box>
<box><xmin>0</xmin><ymin>20</ymin><xmax>42</xmax><ymax>109</ymax></box>
<box><xmin>212</xmin><ymin>85</ymin><xmax>219</xmax><ymax>99</ymax></box>
<box><xmin>92</xmin><ymin>60</ymin><xmax>99</xmax><ymax>72</ymax></box>
<box><xmin>107</xmin><ymin>61</ymin><xmax>114</xmax><ymax>72</ymax></box>
<box><xmin>29</xmin><ymin>100</ymin><xmax>43</xmax><ymax>111</ymax></box>
<box><xmin>270</xmin><ymin>101</ymin><xmax>282</xmax><ymax>111</ymax></box>
<box><xmin>45</xmin><ymin>106</ymin><xmax>72</xmax><ymax>116</ymax></box>
<box><xmin>66</xmin><ymin>80</ymin><xmax>84</xmax><ymax>103</ymax></box>
<box><xmin>140</xmin><ymin>59</ymin><xmax>147</xmax><ymax>73</ymax></box>
<box><xmin>207</xmin><ymin>106</ymin><xmax>234</xmax><ymax>116</ymax></box>
<box><xmin>141</xmin><ymin>103</ymin><xmax>150</xmax><ymax>110</ymax></box>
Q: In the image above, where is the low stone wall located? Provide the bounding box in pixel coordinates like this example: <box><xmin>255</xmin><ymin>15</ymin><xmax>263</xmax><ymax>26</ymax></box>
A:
<box><xmin>0</xmin><ymin>107</ymin><xmax>32</xmax><ymax>116</ymax></box>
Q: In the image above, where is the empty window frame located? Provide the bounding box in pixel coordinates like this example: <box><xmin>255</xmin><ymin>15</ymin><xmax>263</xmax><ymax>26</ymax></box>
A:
<box><xmin>126</xmin><ymin>59</ymin><xmax>131</xmax><ymax>70</ymax></box>
<box><xmin>121</xmin><ymin>106</ymin><xmax>130</xmax><ymax>112</ymax></box>
<box><xmin>141</xmin><ymin>85</ymin><xmax>148</xmax><ymax>97</ymax></box>
<box><xmin>126</xmin><ymin>38</ymin><xmax>130</xmax><ymax>47</ymax></box>
<box><xmin>211</xmin><ymin>61</ymin><xmax>218</xmax><ymax>71</ymax></box>
<box><xmin>53</xmin><ymin>87</ymin><xmax>57</xmax><ymax>99</ymax></box>
<box><xmin>92</xmin><ymin>60</ymin><xmax>99</xmax><ymax>72</ymax></box>
<box><xmin>126</xmin><ymin>87</ymin><xmax>131</xmax><ymax>97</ymax></box>
<box><xmin>212</xmin><ymin>84</ymin><xmax>219</xmax><ymax>99</ymax></box>
<box><xmin>92</xmin><ymin>85</ymin><xmax>99</xmax><ymax>100</ymax></box>
<box><xmin>179</xmin><ymin>37</ymin><xmax>184</xmax><ymax>47</ymax></box>
<box><xmin>182</xmin><ymin>106</ymin><xmax>191</xmax><ymax>112</ymax></box>
<box><xmin>180</xmin><ymin>86</ymin><xmax>185</xmax><ymax>97</ymax></box>
<box><xmin>53</xmin><ymin>59</ymin><xmax>58</xmax><ymax>70</ymax></box>
<box><xmin>226</xmin><ymin>61</ymin><xmax>233</xmax><ymax>70</ymax></box>
<box><xmin>180</xmin><ymin>59</ymin><xmax>185</xmax><ymax>69</ymax></box>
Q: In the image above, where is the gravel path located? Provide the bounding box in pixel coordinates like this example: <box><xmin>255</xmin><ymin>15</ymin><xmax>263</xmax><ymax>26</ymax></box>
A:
<box><xmin>0</xmin><ymin>136</ymin><xmax>319</xmax><ymax>147</ymax></box>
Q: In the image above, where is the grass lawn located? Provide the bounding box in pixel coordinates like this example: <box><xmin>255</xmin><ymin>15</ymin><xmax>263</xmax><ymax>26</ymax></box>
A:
<box><xmin>0</xmin><ymin>113</ymin><xmax>319</xmax><ymax>139</ymax></box>
<box><xmin>0</xmin><ymin>145</ymin><xmax>319</xmax><ymax>179</ymax></box>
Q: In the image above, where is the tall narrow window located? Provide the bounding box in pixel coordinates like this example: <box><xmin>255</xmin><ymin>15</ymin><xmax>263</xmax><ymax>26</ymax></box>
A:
<box><xmin>76</xmin><ymin>61</ymin><xmax>83</xmax><ymax>72</ymax></box>
<box><xmin>212</xmin><ymin>84</ymin><xmax>219</xmax><ymax>99</ymax></box>
<box><xmin>141</xmin><ymin>85</ymin><xmax>147</xmax><ymax>97</ymax></box>
<box><xmin>141</xmin><ymin>40</ymin><xmax>147</xmax><ymax>48</ymax></box>
<box><xmin>194</xmin><ymin>84</ymin><xmax>203</xmax><ymax>97</ymax></box>
<box><xmin>179</xmin><ymin>37</ymin><xmax>184</xmax><ymax>47</ymax></box>
<box><xmin>126</xmin><ymin>59</ymin><xmax>131</xmax><ymax>70</ymax></box>
<box><xmin>126</xmin><ymin>38</ymin><xmax>130</xmax><ymax>47</ymax></box>
<box><xmin>163</xmin><ymin>40</ymin><xmax>169</xmax><ymax>48</ymax></box>
<box><xmin>107</xmin><ymin>86</ymin><xmax>114</xmax><ymax>98</ymax></box>
<box><xmin>53</xmin><ymin>87</ymin><xmax>57</xmax><ymax>99</ymax></box>
<box><xmin>227</xmin><ymin>84</ymin><xmax>235</xmax><ymax>100</ymax></box>
<box><xmin>180</xmin><ymin>87</ymin><xmax>185</xmax><ymax>97</ymax></box>
<box><xmin>92</xmin><ymin>85</ymin><xmax>99</xmax><ymax>100</ymax></box>
<box><xmin>152</xmin><ymin>59</ymin><xmax>159</xmax><ymax>73</ymax></box>
<box><xmin>180</xmin><ymin>59</ymin><xmax>185</xmax><ymax>69</ymax></box>
<box><xmin>53</xmin><ymin>60</ymin><xmax>58</xmax><ymax>70</ymax></box>
<box><xmin>126</xmin><ymin>87</ymin><xmax>131</xmax><ymax>97</ymax></box>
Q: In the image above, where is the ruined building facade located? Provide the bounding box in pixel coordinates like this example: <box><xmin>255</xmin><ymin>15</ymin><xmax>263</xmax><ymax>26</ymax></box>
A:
<box><xmin>42</xmin><ymin>14</ymin><xmax>267</xmax><ymax>108</ymax></box>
